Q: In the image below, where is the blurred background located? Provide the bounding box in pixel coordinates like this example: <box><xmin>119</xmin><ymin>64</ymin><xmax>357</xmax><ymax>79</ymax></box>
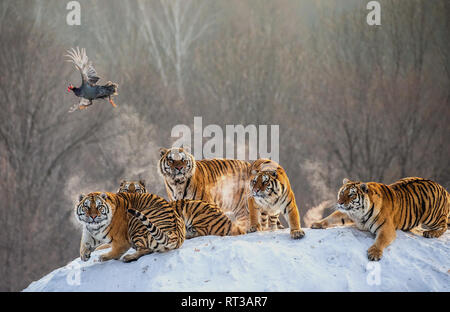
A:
<box><xmin>0</xmin><ymin>0</ymin><xmax>448</xmax><ymax>291</ymax></box>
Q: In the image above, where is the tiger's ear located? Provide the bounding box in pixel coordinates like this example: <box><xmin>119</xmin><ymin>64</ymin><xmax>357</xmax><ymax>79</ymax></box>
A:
<box><xmin>360</xmin><ymin>183</ymin><xmax>369</xmax><ymax>193</ymax></box>
<box><xmin>251</xmin><ymin>169</ymin><xmax>258</xmax><ymax>176</ymax></box>
<box><xmin>139</xmin><ymin>179</ymin><xmax>146</xmax><ymax>187</ymax></box>
<box><xmin>120</xmin><ymin>180</ymin><xmax>126</xmax><ymax>186</ymax></box>
<box><xmin>182</xmin><ymin>145</ymin><xmax>191</xmax><ymax>154</ymax></box>
<box><xmin>343</xmin><ymin>178</ymin><xmax>351</xmax><ymax>185</ymax></box>
<box><xmin>159</xmin><ymin>148</ymin><xmax>168</xmax><ymax>158</ymax></box>
<box><xmin>78</xmin><ymin>194</ymin><xmax>85</xmax><ymax>202</ymax></box>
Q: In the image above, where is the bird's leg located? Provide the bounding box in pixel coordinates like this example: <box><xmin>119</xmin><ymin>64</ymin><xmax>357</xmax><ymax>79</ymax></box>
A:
<box><xmin>109</xmin><ymin>96</ymin><xmax>117</xmax><ymax>108</ymax></box>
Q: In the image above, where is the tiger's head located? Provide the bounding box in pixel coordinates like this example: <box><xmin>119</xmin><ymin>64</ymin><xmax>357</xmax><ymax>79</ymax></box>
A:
<box><xmin>118</xmin><ymin>180</ymin><xmax>147</xmax><ymax>194</ymax></box>
<box><xmin>158</xmin><ymin>147</ymin><xmax>195</xmax><ymax>184</ymax></box>
<box><xmin>76</xmin><ymin>192</ymin><xmax>114</xmax><ymax>228</ymax></box>
<box><xmin>336</xmin><ymin>178</ymin><xmax>371</xmax><ymax>217</ymax></box>
<box><xmin>250</xmin><ymin>169</ymin><xmax>284</xmax><ymax>207</ymax></box>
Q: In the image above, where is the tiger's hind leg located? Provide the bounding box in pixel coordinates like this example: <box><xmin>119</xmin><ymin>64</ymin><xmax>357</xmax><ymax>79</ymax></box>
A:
<box><xmin>124</xmin><ymin>226</ymin><xmax>153</xmax><ymax>262</ymax></box>
<box><xmin>98</xmin><ymin>240</ymin><xmax>130</xmax><ymax>262</ymax></box>
<box><xmin>260</xmin><ymin>211</ymin><xmax>269</xmax><ymax>230</ymax></box>
<box><xmin>423</xmin><ymin>219</ymin><xmax>447</xmax><ymax>238</ymax></box>
<box><xmin>268</xmin><ymin>214</ymin><xmax>280</xmax><ymax>230</ymax></box>
<box><xmin>276</xmin><ymin>217</ymin><xmax>285</xmax><ymax>229</ymax></box>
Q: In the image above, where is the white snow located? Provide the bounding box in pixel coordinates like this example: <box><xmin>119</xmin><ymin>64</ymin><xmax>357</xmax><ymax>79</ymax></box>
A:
<box><xmin>24</xmin><ymin>227</ymin><xmax>449</xmax><ymax>292</ymax></box>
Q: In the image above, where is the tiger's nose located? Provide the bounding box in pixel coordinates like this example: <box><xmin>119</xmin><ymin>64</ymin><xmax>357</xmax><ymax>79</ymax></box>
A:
<box><xmin>91</xmin><ymin>215</ymin><xmax>96</xmax><ymax>220</ymax></box>
<box><xmin>175</xmin><ymin>166</ymin><xmax>183</xmax><ymax>171</ymax></box>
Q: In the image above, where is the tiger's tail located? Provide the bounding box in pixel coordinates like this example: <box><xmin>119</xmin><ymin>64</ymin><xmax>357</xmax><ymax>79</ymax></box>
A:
<box><xmin>127</xmin><ymin>209</ymin><xmax>171</xmax><ymax>247</ymax></box>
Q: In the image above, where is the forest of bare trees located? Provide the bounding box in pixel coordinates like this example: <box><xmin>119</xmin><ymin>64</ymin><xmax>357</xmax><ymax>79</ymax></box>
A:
<box><xmin>0</xmin><ymin>0</ymin><xmax>448</xmax><ymax>291</ymax></box>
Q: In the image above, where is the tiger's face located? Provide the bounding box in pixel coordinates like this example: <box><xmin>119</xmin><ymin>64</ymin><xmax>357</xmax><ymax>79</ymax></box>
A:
<box><xmin>250</xmin><ymin>170</ymin><xmax>281</xmax><ymax>206</ymax></box>
<box><xmin>76</xmin><ymin>193</ymin><xmax>113</xmax><ymax>228</ymax></box>
<box><xmin>158</xmin><ymin>147</ymin><xmax>195</xmax><ymax>184</ymax></box>
<box><xmin>118</xmin><ymin>180</ymin><xmax>146</xmax><ymax>194</ymax></box>
<box><xmin>336</xmin><ymin>178</ymin><xmax>370</xmax><ymax>216</ymax></box>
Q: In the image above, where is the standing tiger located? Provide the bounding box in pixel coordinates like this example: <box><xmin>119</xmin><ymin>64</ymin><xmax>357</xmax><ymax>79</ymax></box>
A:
<box><xmin>76</xmin><ymin>192</ymin><xmax>185</xmax><ymax>263</ymax></box>
<box><xmin>118</xmin><ymin>180</ymin><xmax>245</xmax><ymax>238</ymax></box>
<box><xmin>158</xmin><ymin>147</ymin><xmax>252</xmax><ymax>224</ymax></box>
<box><xmin>312</xmin><ymin>177</ymin><xmax>449</xmax><ymax>261</ymax></box>
<box><xmin>248</xmin><ymin>159</ymin><xmax>305</xmax><ymax>239</ymax></box>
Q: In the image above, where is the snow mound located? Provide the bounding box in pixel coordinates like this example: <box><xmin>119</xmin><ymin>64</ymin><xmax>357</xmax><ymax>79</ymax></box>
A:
<box><xmin>24</xmin><ymin>227</ymin><xmax>449</xmax><ymax>292</ymax></box>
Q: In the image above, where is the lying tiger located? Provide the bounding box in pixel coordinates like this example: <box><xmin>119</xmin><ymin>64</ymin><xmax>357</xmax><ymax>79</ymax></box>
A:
<box><xmin>248</xmin><ymin>159</ymin><xmax>305</xmax><ymax>239</ymax></box>
<box><xmin>76</xmin><ymin>192</ymin><xmax>185</xmax><ymax>262</ymax></box>
<box><xmin>118</xmin><ymin>180</ymin><xmax>245</xmax><ymax>238</ymax></box>
<box><xmin>312</xmin><ymin>177</ymin><xmax>449</xmax><ymax>261</ymax></box>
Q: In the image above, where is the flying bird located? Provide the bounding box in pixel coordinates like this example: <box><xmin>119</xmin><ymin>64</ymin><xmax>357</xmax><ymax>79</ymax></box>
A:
<box><xmin>66</xmin><ymin>47</ymin><xmax>118</xmax><ymax>112</ymax></box>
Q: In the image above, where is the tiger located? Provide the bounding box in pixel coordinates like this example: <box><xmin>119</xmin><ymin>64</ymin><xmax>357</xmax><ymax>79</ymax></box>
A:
<box><xmin>118</xmin><ymin>180</ymin><xmax>245</xmax><ymax>238</ymax></box>
<box><xmin>117</xmin><ymin>179</ymin><xmax>147</xmax><ymax>194</ymax></box>
<box><xmin>158</xmin><ymin>147</ymin><xmax>252</xmax><ymax>223</ymax></box>
<box><xmin>75</xmin><ymin>192</ymin><xmax>185</xmax><ymax>263</ymax></box>
<box><xmin>92</xmin><ymin>180</ymin><xmax>148</xmax><ymax>252</ymax></box>
<box><xmin>248</xmin><ymin>159</ymin><xmax>305</xmax><ymax>239</ymax></box>
<box><xmin>311</xmin><ymin>177</ymin><xmax>449</xmax><ymax>261</ymax></box>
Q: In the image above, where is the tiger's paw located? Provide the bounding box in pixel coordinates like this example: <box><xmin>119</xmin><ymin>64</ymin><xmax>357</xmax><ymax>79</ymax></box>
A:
<box><xmin>290</xmin><ymin>229</ymin><xmax>305</xmax><ymax>239</ymax></box>
<box><xmin>311</xmin><ymin>221</ymin><xmax>327</xmax><ymax>229</ymax></box>
<box><xmin>122</xmin><ymin>254</ymin><xmax>139</xmax><ymax>263</ymax></box>
<box><xmin>367</xmin><ymin>245</ymin><xmax>383</xmax><ymax>261</ymax></box>
<box><xmin>99</xmin><ymin>254</ymin><xmax>114</xmax><ymax>262</ymax></box>
<box><xmin>423</xmin><ymin>229</ymin><xmax>445</xmax><ymax>238</ymax></box>
<box><xmin>247</xmin><ymin>224</ymin><xmax>262</xmax><ymax>233</ymax></box>
<box><xmin>80</xmin><ymin>252</ymin><xmax>91</xmax><ymax>262</ymax></box>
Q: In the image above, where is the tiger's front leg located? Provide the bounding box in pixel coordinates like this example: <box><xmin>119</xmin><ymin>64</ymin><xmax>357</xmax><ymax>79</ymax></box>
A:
<box><xmin>285</xmin><ymin>204</ymin><xmax>305</xmax><ymax>239</ymax></box>
<box><xmin>367</xmin><ymin>221</ymin><xmax>396</xmax><ymax>261</ymax></box>
<box><xmin>311</xmin><ymin>211</ymin><xmax>353</xmax><ymax>229</ymax></box>
<box><xmin>80</xmin><ymin>230</ymin><xmax>99</xmax><ymax>261</ymax></box>
<box><xmin>247</xmin><ymin>197</ymin><xmax>262</xmax><ymax>233</ymax></box>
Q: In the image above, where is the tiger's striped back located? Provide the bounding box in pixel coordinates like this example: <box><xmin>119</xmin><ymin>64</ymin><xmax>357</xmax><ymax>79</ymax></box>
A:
<box><xmin>171</xmin><ymin>199</ymin><xmax>246</xmax><ymax>239</ymax></box>
<box><xmin>388</xmin><ymin>178</ymin><xmax>449</xmax><ymax>233</ymax></box>
<box><xmin>114</xmin><ymin>192</ymin><xmax>185</xmax><ymax>252</ymax></box>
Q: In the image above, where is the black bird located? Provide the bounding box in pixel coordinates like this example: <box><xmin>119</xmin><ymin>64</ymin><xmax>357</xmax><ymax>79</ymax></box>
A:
<box><xmin>66</xmin><ymin>47</ymin><xmax>118</xmax><ymax>112</ymax></box>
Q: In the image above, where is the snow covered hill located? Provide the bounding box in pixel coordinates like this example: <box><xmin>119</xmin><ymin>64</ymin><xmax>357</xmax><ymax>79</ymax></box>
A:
<box><xmin>24</xmin><ymin>227</ymin><xmax>449</xmax><ymax>292</ymax></box>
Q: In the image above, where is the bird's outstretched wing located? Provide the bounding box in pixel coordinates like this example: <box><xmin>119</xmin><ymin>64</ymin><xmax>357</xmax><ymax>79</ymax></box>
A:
<box><xmin>66</xmin><ymin>47</ymin><xmax>100</xmax><ymax>85</ymax></box>
<box><xmin>68</xmin><ymin>98</ymin><xmax>91</xmax><ymax>113</ymax></box>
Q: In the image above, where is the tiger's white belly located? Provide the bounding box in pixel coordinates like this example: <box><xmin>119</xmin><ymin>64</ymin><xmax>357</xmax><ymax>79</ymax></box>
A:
<box><xmin>254</xmin><ymin>198</ymin><xmax>283</xmax><ymax>215</ymax></box>
<box><xmin>86</xmin><ymin>223</ymin><xmax>110</xmax><ymax>243</ymax></box>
